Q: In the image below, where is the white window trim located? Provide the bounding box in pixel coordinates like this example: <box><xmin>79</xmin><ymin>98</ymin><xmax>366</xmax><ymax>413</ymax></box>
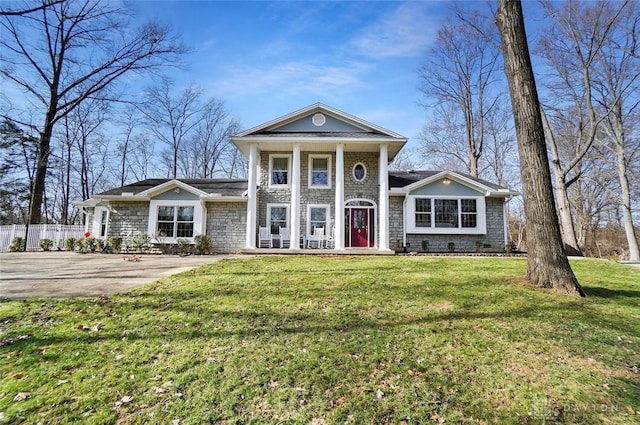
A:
<box><xmin>148</xmin><ymin>199</ymin><xmax>205</xmax><ymax>243</ymax></box>
<box><xmin>306</xmin><ymin>204</ymin><xmax>331</xmax><ymax>238</ymax></box>
<box><xmin>267</xmin><ymin>203</ymin><xmax>290</xmax><ymax>234</ymax></box>
<box><xmin>269</xmin><ymin>154</ymin><xmax>292</xmax><ymax>188</ymax></box>
<box><xmin>308</xmin><ymin>154</ymin><xmax>332</xmax><ymax>189</ymax></box>
<box><xmin>92</xmin><ymin>206</ymin><xmax>109</xmax><ymax>240</ymax></box>
<box><xmin>406</xmin><ymin>196</ymin><xmax>486</xmax><ymax>234</ymax></box>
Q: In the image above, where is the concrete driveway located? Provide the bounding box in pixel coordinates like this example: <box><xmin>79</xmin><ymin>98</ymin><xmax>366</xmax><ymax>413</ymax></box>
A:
<box><xmin>0</xmin><ymin>251</ymin><xmax>229</xmax><ymax>299</ymax></box>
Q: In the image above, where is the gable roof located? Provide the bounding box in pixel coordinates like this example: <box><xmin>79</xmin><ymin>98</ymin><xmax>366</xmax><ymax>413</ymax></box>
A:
<box><xmin>235</xmin><ymin>103</ymin><xmax>405</xmax><ymax>139</ymax></box>
<box><xmin>231</xmin><ymin>103</ymin><xmax>407</xmax><ymax>160</ymax></box>
<box><xmin>94</xmin><ymin>179</ymin><xmax>248</xmax><ymax>198</ymax></box>
<box><xmin>389</xmin><ymin>170</ymin><xmax>518</xmax><ymax>197</ymax></box>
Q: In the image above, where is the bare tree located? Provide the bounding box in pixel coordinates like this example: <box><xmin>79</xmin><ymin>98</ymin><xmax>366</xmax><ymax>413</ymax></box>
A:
<box><xmin>590</xmin><ymin>1</ymin><xmax>640</xmax><ymax>262</ymax></box>
<box><xmin>418</xmin><ymin>7</ymin><xmax>502</xmax><ymax>177</ymax></box>
<box><xmin>0</xmin><ymin>119</ymin><xmax>38</xmax><ymax>223</ymax></box>
<box><xmin>179</xmin><ymin>99</ymin><xmax>241</xmax><ymax>179</ymax></box>
<box><xmin>0</xmin><ymin>0</ymin><xmax>63</xmax><ymax>16</ymax></box>
<box><xmin>140</xmin><ymin>78</ymin><xmax>203</xmax><ymax>179</ymax></box>
<box><xmin>0</xmin><ymin>0</ymin><xmax>186</xmax><ymax>223</ymax></box>
<box><xmin>537</xmin><ymin>0</ymin><xmax>630</xmax><ymax>256</ymax></box>
<box><xmin>496</xmin><ymin>0</ymin><xmax>585</xmax><ymax>296</ymax></box>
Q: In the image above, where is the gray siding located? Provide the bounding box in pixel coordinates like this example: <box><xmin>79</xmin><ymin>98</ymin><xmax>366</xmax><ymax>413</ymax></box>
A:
<box><xmin>206</xmin><ymin>202</ymin><xmax>246</xmax><ymax>253</ymax></box>
<box><xmin>152</xmin><ymin>190</ymin><xmax>199</xmax><ymax>201</ymax></box>
<box><xmin>106</xmin><ymin>201</ymin><xmax>150</xmax><ymax>238</ymax></box>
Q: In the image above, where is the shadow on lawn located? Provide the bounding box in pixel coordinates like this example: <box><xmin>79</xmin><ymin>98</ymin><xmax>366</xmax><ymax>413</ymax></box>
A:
<box><xmin>583</xmin><ymin>286</ymin><xmax>640</xmax><ymax>299</ymax></box>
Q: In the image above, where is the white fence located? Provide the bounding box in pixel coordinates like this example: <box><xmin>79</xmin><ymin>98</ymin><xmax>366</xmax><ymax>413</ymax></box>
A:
<box><xmin>0</xmin><ymin>224</ymin><xmax>86</xmax><ymax>252</ymax></box>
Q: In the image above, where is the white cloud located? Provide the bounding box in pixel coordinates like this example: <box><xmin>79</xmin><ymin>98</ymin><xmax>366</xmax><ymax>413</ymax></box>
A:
<box><xmin>209</xmin><ymin>60</ymin><xmax>371</xmax><ymax>100</ymax></box>
<box><xmin>351</xmin><ymin>2</ymin><xmax>440</xmax><ymax>59</ymax></box>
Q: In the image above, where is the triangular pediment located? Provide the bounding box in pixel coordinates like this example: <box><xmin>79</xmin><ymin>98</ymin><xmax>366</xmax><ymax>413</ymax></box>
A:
<box><xmin>234</xmin><ymin>103</ymin><xmax>404</xmax><ymax>138</ymax></box>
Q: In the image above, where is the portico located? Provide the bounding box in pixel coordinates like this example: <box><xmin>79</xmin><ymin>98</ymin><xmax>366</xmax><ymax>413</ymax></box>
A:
<box><xmin>231</xmin><ymin>103</ymin><xmax>406</xmax><ymax>253</ymax></box>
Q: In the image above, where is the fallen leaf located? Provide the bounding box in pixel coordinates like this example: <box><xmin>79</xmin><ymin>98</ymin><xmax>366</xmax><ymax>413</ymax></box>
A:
<box><xmin>12</xmin><ymin>372</ymin><xmax>23</xmax><ymax>379</ymax></box>
<box><xmin>91</xmin><ymin>323</ymin><xmax>104</xmax><ymax>332</ymax></box>
<box><xmin>57</xmin><ymin>379</ymin><xmax>69</xmax><ymax>385</ymax></box>
<box><xmin>626</xmin><ymin>406</ymin><xmax>635</xmax><ymax>414</ymax></box>
<box><xmin>269</xmin><ymin>380</ymin><xmax>279</xmax><ymax>389</ymax></box>
<box><xmin>114</xmin><ymin>395</ymin><xmax>133</xmax><ymax>408</ymax></box>
<box><xmin>376</xmin><ymin>389</ymin><xmax>385</xmax><ymax>399</ymax></box>
<box><xmin>171</xmin><ymin>420</ymin><xmax>180</xmax><ymax>425</ymax></box>
<box><xmin>154</xmin><ymin>386</ymin><xmax>166</xmax><ymax>395</ymax></box>
<box><xmin>13</xmin><ymin>392</ymin><xmax>29</xmax><ymax>402</ymax></box>
<box><xmin>151</xmin><ymin>374</ymin><xmax>163</xmax><ymax>381</ymax></box>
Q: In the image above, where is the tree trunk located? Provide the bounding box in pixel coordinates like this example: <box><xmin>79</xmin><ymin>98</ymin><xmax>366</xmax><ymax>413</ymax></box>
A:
<box><xmin>615</xmin><ymin>145</ymin><xmax>640</xmax><ymax>262</ymax></box>
<box><xmin>553</xmin><ymin>170</ymin><xmax>583</xmax><ymax>256</ymax></box>
<box><xmin>28</xmin><ymin>119</ymin><xmax>54</xmax><ymax>224</ymax></box>
<box><xmin>496</xmin><ymin>0</ymin><xmax>585</xmax><ymax>296</ymax></box>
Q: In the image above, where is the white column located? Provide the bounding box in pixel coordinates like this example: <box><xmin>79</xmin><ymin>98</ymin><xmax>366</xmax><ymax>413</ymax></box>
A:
<box><xmin>334</xmin><ymin>144</ymin><xmax>345</xmax><ymax>250</ymax></box>
<box><xmin>245</xmin><ymin>144</ymin><xmax>258</xmax><ymax>249</ymax></box>
<box><xmin>289</xmin><ymin>143</ymin><xmax>301</xmax><ymax>250</ymax></box>
<box><xmin>379</xmin><ymin>144</ymin><xmax>390</xmax><ymax>251</ymax></box>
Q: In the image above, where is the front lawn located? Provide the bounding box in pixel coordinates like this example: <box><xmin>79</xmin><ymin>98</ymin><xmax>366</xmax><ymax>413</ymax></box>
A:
<box><xmin>1</xmin><ymin>256</ymin><xmax>639</xmax><ymax>424</ymax></box>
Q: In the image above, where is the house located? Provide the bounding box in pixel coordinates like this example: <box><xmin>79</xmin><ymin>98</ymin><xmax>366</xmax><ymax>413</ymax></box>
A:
<box><xmin>78</xmin><ymin>103</ymin><xmax>517</xmax><ymax>253</ymax></box>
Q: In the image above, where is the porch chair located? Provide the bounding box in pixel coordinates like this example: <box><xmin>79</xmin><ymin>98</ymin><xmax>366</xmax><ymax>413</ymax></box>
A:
<box><xmin>278</xmin><ymin>227</ymin><xmax>290</xmax><ymax>248</ymax></box>
<box><xmin>307</xmin><ymin>226</ymin><xmax>325</xmax><ymax>249</ymax></box>
<box><xmin>258</xmin><ymin>226</ymin><xmax>272</xmax><ymax>248</ymax></box>
<box><xmin>324</xmin><ymin>225</ymin><xmax>335</xmax><ymax>249</ymax></box>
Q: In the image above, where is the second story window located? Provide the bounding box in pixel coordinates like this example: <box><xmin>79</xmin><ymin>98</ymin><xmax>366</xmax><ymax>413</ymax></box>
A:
<box><xmin>309</xmin><ymin>155</ymin><xmax>331</xmax><ymax>188</ymax></box>
<box><xmin>270</xmin><ymin>155</ymin><xmax>290</xmax><ymax>187</ymax></box>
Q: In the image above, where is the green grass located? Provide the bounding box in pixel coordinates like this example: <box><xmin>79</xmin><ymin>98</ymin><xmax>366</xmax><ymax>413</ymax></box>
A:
<box><xmin>1</xmin><ymin>256</ymin><xmax>639</xmax><ymax>424</ymax></box>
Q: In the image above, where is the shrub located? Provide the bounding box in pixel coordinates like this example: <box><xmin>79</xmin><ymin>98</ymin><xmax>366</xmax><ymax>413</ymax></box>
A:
<box><xmin>64</xmin><ymin>237</ymin><xmax>77</xmax><ymax>251</ymax></box>
<box><xmin>447</xmin><ymin>242</ymin><xmax>456</xmax><ymax>252</ymax></box>
<box><xmin>9</xmin><ymin>237</ymin><xmax>25</xmax><ymax>252</ymax></box>
<box><xmin>421</xmin><ymin>240</ymin><xmax>429</xmax><ymax>252</ymax></box>
<box><xmin>475</xmin><ymin>240</ymin><xmax>483</xmax><ymax>253</ymax></box>
<box><xmin>107</xmin><ymin>236</ymin><xmax>122</xmax><ymax>253</ymax></box>
<box><xmin>131</xmin><ymin>233</ymin><xmax>150</xmax><ymax>252</ymax></box>
<box><xmin>176</xmin><ymin>237</ymin><xmax>191</xmax><ymax>254</ymax></box>
<box><xmin>76</xmin><ymin>238</ymin><xmax>89</xmax><ymax>253</ymax></box>
<box><xmin>194</xmin><ymin>234</ymin><xmax>212</xmax><ymax>254</ymax></box>
<box><xmin>39</xmin><ymin>238</ymin><xmax>54</xmax><ymax>251</ymax></box>
<box><xmin>86</xmin><ymin>236</ymin><xmax>98</xmax><ymax>252</ymax></box>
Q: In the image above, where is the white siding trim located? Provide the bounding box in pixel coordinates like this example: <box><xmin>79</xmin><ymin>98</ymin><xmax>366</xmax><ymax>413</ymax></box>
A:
<box><xmin>148</xmin><ymin>199</ymin><xmax>205</xmax><ymax>243</ymax></box>
<box><xmin>406</xmin><ymin>196</ymin><xmax>486</xmax><ymax>235</ymax></box>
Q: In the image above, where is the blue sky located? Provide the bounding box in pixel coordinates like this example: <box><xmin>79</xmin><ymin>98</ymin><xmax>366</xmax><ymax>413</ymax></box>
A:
<box><xmin>124</xmin><ymin>1</ymin><xmax>462</xmax><ymax>148</ymax></box>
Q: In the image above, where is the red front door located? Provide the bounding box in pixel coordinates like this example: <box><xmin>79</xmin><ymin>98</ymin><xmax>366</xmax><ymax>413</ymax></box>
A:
<box><xmin>350</xmin><ymin>208</ymin><xmax>369</xmax><ymax>247</ymax></box>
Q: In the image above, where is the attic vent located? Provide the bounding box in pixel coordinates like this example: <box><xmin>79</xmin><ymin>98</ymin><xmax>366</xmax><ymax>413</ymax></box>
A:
<box><xmin>312</xmin><ymin>113</ymin><xmax>326</xmax><ymax>127</ymax></box>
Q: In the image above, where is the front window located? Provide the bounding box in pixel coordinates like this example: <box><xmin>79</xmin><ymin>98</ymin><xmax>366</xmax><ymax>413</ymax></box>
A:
<box><xmin>410</xmin><ymin>197</ymin><xmax>484</xmax><ymax>233</ymax></box>
<box><xmin>157</xmin><ymin>206</ymin><xmax>194</xmax><ymax>238</ymax></box>
<box><xmin>270</xmin><ymin>156</ymin><xmax>290</xmax><ymax>186</ymax></box>
<box><xmin>268</xmin><ymin>205</ymin><xmax>289</xmax><ymax>234</ymax></box>
<box><xmin>415</xmin><ymin>198</ymin><xmax>431</xmax><ymax>227</ymax></box>
<box><xmin>99</xmin><ymin>210</ymin><xmax>108</xmax><ymax>237</ymax></box>
<box><xmin>353</xmin><ymin>162</ymin><xmax>367</xmax><ymax>182</ymax></box>
<box><xmin>309</xmin><ymin>155</ymin><xmax>331</xmax><ymax>188</ymax></box>
<box><xmin>309</xmin><ymin>205</ymin><xmax>329</xmax><ymax>234</ymax></box>
<box><xmin>435</xmin><ymin>199</ymin><xmax>458</xmax><ymax>228</ymax></box>
<box><xmin>461</xmin><ymin>199</ymin><xmax>477</xmax><ymax>228</ymax></box>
